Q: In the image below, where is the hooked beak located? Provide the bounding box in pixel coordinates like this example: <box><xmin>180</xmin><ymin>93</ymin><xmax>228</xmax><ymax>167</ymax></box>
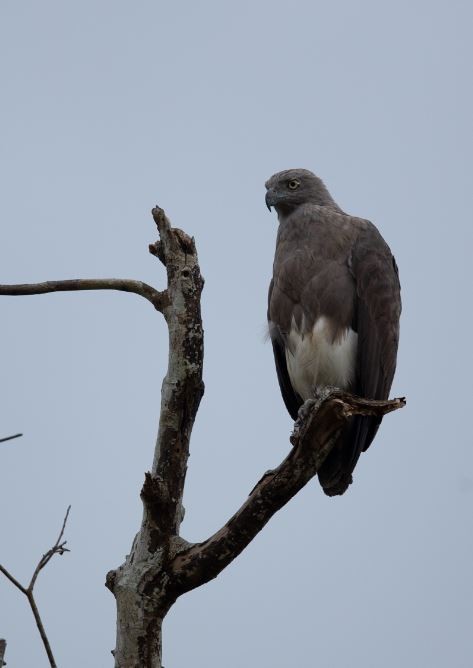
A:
<box><xmin>265</xmin><ymin>189</ymin><xmax>278</xmax><ymax>211</ymax></box>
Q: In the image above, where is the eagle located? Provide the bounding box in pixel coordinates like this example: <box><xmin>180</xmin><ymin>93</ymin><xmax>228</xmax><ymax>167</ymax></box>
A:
<box><xmin>266</xmin><ymin>169</ymin><xmax>401</xmax><ymax>496</ymax></box>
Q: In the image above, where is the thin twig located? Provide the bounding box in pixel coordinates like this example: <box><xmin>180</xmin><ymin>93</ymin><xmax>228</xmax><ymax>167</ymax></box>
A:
<box><xmin>0</xmin><ymin>565</ymin><xmax>27</xmax><ymax>594</ymax></box>
<box><xmin>26</xmin><ymin>595</ymin><xmax>57</xmax><ymax>668</ymax></box>
<box><xmin>0</xmin><ymin>434</ymin><xmax>22</xmax><ymax>443</ymax></box>
<box><xmin>0</xmin><ymin>278</ymin><xmax>166</xmax><ymax>312</ymax></box>
<box><xmin>0</xmin><ymin>506</ymin><xmax>72</xmax><ymax>668</ymax></box>
<box><xmin>28</xmin><ymin>506</ymin><xmax>71</xmax><ymax>592</ymax></box>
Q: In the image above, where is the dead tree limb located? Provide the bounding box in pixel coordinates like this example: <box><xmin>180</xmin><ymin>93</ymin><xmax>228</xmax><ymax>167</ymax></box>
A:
<box><xmin>105</xmin><ymin>208</ymin><xmax>205</xmax><ymax>667</ymax></box>
<box><xmin>1</xmin><ymin>206</ymin><xmax>405</xmax><ymax>667</ymax></box>
<box><xmin>171</xmin><ymin>392</ymin><xmax>405</xmax><ymax>592</ymax></box>
<box><xmin>0</xmin><ymin>506</ymin><xmax>71</xmax><ymax>668</ymax></box>
<box><xmin>0</xmin><ymin>278</ymin><xmax>166</xmax><ymax>312</ymax></box>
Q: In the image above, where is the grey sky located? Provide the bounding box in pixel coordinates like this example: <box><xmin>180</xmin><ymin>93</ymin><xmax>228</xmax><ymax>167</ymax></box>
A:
<box><xmin>1</xmin><ymin>1</ymin><xmax>472</xmax><ymax>666</ymax></box>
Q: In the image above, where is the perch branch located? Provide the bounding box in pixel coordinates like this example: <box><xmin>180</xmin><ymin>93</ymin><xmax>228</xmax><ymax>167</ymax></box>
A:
<box><xmin>0</xmin><ymin>506</ymin><xmax>72</xmax><ymax>668</ymax></box>
<box><xmin>0</xmin><ymin>278</ymin><xmax>166</xmax><ymax>312</ymax></box>
<box><xmin>171</xmin><ymin>392</ymin><xmax>405</xmax><ymax>593</ymax></box>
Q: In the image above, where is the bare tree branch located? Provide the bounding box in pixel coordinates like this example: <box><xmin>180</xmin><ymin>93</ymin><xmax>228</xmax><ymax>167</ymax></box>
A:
<box><xmin>0</xmin><ymin>506</ymin><xmax>72</xmax><ymax>668</ymax></box>
<box><xmin>0</xmin><ymin>639</ymin><xmax>6</xmax><ymax>667</ymax></box>
<box><xmin>26</xmin><ymin>596</ymin><xmax>57</xmax><ymax>668</ymax></box>
<box><xmin>171</xmin><ymin>392</ymin><xmax>405</xmax><ymax>592</ymax></box>
<box><xmin>0</xmin><ymin>565</ymin><xmax>27</xmax><ymax>594</ymax></box>
<box><xmin>107</xmin><ymin>207</ymin><xmax>205</xmax><ymax>667</ymax></box>
<box><xmin>28</xmin><ymin>506</ymin><xmax>71</xmax><ymax>592</ymax></box>
<box><xmin>144</xmin><ymin>207</ymin><xmax>204</xmax><ymax>535</ymax></box>
<box><xmin>0</xmin><ymin>278</ymin><xmax>166</xmax><ymax>312</ymax></box>
<box><xmin>0</xmin><ymin>434</ymin><xmax>22</xmax><ymax>444</ymax></box>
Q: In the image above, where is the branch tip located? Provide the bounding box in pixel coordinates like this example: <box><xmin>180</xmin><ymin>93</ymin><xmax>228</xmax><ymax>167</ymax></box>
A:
<box><xmin>152</xmin><ymin>206</ymin><xmax>170</xmax><ymax>235</ymax></box>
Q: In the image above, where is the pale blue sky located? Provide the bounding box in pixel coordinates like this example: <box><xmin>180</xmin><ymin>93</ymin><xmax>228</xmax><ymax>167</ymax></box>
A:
<box><xmin>1</xmin><ymin>1</ymin><xmax>472</xmax><ymax>666</ymax></box>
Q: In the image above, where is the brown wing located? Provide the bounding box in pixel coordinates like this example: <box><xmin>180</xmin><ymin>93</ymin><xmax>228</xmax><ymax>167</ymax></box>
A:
<box><xmin>267</xmin><ymin>278</ymin><xmax>303</xmax><ymax>420</ymax></box>
<box><xmin>318</xmin><ymin>222</ymin><xmax>401</xmax><ymax>494</ymax></box>
<box><xmin>351</xmin><ymin>223</ymin><xmax>401</xmax><ymax>407</ymax></box>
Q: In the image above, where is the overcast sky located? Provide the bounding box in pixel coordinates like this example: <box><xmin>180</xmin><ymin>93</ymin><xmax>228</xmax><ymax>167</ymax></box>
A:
<box><xmin>1</xmin><ymin>1</ymin><xmax>472</xmax><ymax>666</ymax></box>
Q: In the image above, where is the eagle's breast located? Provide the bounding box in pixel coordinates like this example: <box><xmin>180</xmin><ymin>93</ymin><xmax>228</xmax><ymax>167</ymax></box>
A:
<box><xmin>284</xmin><ymin>316</ymin><xmax>358</xmax><ymax>399</ymax></box>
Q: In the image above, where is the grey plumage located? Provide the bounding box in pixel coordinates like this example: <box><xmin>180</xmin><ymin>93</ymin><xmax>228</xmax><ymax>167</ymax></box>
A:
<box><xmin>266</xmin><ymin>169</ymin><xmax>401</xmax><ymax>496</ymax></box>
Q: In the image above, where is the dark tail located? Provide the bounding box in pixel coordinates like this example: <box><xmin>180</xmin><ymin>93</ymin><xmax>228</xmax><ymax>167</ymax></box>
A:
<box><xmin>317</xmin><ymin>415</ymin><xmax>381</xmax><ymax>496</ymax></box>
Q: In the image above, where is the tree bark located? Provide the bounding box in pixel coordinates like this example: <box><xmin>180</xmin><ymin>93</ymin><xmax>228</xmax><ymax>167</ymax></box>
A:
<box><xmin>106</xmin><ymin>208</ymin><xmax>205</xmax><ymax>667</ymax></box>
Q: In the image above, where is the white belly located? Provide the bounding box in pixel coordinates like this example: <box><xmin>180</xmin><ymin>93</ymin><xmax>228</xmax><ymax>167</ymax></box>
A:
<box><xmin>285</xmin><ymin>316</ymin><xmax>358</xmax><ymax>400</ymax></box>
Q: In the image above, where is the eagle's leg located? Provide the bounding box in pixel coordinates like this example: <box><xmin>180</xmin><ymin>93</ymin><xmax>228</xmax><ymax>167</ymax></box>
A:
<box><xmin>296</xmin><ymin>385</ymin><xmax>341</xmax><ymax>425</ymax></box>
<box><xmin>296</xmin><ymin>397</ymin><xmax>317</xmax><ymax>424</ymax></box>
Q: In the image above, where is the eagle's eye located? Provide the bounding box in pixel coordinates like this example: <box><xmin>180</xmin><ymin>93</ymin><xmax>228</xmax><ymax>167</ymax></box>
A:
<box><xmin>288</xmin><ymin>179</ymin><xmax>300</xmax><ymax>190</ymax></box>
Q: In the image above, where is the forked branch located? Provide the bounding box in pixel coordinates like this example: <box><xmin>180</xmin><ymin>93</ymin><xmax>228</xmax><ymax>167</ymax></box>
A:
<box><xmin>0</xmin><ymin>506</ymin><xmax>71</xmax><ymax>668</ymax></box>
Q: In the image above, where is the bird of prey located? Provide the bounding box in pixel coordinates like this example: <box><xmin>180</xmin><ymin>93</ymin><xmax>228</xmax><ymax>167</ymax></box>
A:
<box><xmin>266</xmin><ymin>169</ymin><xmax>401</xmax><ymax>496</ymax></box>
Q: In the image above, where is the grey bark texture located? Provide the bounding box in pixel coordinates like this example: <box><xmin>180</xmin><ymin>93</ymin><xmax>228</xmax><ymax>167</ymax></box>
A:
<box><xmin>105</xmin><ymin>208</ymin><xmax>206</xmax><ymax>667</ymax></box>
<box><xmin>0</xmin><ymin>207</ymin><xmax>405</xmax><ymax>667</ymax></box>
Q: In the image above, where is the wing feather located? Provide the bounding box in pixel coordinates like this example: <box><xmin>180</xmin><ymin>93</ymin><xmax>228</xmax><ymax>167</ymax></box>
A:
<box><xmin>319</xmin><ymin>222</ymin><xmax>401</xmax><ymax>494</ymax></box>
<box><xmin>267</xmin><ymin>279</ymin><xmax>302</xmax><ymax>420</ymax></box>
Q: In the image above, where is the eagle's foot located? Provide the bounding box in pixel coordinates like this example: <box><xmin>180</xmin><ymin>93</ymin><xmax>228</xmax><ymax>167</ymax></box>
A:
<box><xmin>297</xmin><ymin>398</ymin><xmax>317</xmax><ymax>423</ymax></box>
<box><xmin>291</xmin><ymin>387</ymin><xmax>343</xmax><ymax>446</ymax></box>
<box><xmin>297</xmin><ymin>386</ymin><xmax>341</xmax><ymax>422</ymax></box>
<box><xmin>291</xmin><ymin>398</ymin><xmax>319</xmax><ymax>446</ymax></box>
<box><xmin>312</xmin><ymin>385</ymin><xmax>341</xmax><ymax>400</ymax></box>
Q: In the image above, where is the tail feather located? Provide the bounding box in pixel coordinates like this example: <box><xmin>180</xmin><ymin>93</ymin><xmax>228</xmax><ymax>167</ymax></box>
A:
<box><xmin>317</xmin><ymin>415</ymin><xmax>381</xmax><ymax>496</ymax></box>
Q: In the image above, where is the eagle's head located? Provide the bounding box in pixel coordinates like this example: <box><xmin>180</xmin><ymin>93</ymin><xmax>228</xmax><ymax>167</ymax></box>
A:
<box><xmin>265</xmin><ymin>168</ymin><xmax>337</xmax><ymax>216</ymax></box>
